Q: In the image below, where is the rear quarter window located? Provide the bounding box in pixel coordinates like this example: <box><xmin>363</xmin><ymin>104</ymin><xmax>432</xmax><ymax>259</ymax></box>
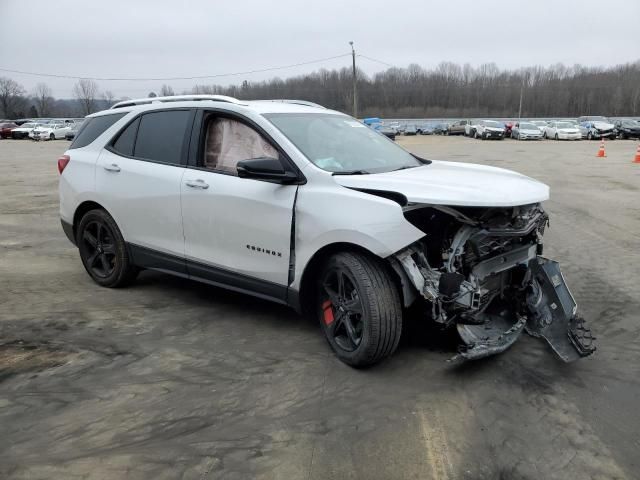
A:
<box><xmin>69</xmin><ymin>113</ymin><xmax>126</xmax><ymax>149</ymax></box>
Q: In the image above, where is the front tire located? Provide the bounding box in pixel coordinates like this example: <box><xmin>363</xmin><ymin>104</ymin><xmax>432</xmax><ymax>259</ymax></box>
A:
<box><xmin>317</xmin><ymin>252</ymin><xmax>402</xmax><ymax>367</ymax></box>
<box><xmin>555</xmin><ymin>133</ymin><xmax>559</xmax><ymax>140</ymax></box>
<box><xmin>77</xmin><ymin>209</ymin><xmax>138</xmax><ymax>288</ymax></box>
<box><xmin>49</xmin><ymin>133</ymin><xmax>55</xmax><ymax>140</ymax></box>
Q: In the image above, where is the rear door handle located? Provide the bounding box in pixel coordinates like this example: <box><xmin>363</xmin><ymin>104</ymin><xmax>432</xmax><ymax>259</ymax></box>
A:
<box><xmin>103</xmin><ymin>163</ymin><xmax>121</xmax><ymax>172</ymax></box>
<box><xmin>185</xmin><ymin>179</ymin><xmax>209</xmax><ymax>189</ymax></box>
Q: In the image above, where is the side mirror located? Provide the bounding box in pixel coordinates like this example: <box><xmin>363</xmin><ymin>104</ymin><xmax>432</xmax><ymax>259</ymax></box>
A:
<box><xmin>237</xmin><ymin>157</ymin><xmax>299</xmax><ymax>184</ymax></box>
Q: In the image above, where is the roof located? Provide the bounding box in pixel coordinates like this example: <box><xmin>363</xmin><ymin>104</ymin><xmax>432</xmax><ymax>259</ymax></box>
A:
<box><xmin>96</xmin><ymin>95</ymin><xmax>340</xmax><ymax>118</ymax></box>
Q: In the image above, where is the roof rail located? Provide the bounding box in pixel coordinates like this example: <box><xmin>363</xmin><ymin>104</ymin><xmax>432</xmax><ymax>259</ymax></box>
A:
<box><xmin>253</xmin><ymin>99</ymin><xmax>326</xmax><ymax>109</ymax></box>
<box><xmin>110</xmin><ymin>94</ymin><xmax>245</xmax><ymax>109</ymax></box>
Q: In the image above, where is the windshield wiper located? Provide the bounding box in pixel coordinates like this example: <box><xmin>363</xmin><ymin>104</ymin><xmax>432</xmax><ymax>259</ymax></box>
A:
<box><xmin>390</xmin><ymin>165</ymin><xmax>420</xmax><ymax>172</ymax></box>
<box><xmin>332</xmin><ymin>170</ymin><xmax>370</xmax><ymax>175</ymax></box>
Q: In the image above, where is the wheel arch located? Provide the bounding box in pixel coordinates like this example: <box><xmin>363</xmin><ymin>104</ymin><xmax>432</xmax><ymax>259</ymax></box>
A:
<box><xmin>293</xmin><ymin>241</ymin><xmax>407</xmax><ymax>317</ymax></box>
<box><xmin>72</xmin><ymin>200</ymin><xmax>110</xmax><ymax>241</ymax></box>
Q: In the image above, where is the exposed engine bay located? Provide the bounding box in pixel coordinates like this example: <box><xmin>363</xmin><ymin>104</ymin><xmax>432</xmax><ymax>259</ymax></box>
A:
<box><xmin>391</xmin><ymin>202</ymin><xmax>596</xmax><ymax>362</ymax></box>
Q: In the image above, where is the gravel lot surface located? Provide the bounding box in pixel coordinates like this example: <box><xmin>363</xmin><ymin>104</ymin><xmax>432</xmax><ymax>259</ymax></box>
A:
<box><xmin>1</xmin><ymin>136</ymin><xmax>639</xmax><ymax>479</ymax></box>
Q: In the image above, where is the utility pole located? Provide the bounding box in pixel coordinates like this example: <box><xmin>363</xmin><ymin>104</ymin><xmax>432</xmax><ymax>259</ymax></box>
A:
<box><xmin>518</xmin><ymin>76</ymin><xmax>524</xmax><ymax>121</ymax></box>
<box><xmin>349</xmin><ymin>41</ymin><xmax>357</xmax><ymax>118</ymax></box>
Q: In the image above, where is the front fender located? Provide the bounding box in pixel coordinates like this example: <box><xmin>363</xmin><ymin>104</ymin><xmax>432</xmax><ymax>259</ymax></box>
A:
<box><xmin>290</xmin><ymin>183</ymin><xmax>424</xmax><ymax>290</ymax></box>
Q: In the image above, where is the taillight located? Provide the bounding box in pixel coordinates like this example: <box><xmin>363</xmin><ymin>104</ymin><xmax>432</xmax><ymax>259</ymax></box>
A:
<box><xmin>58</xmin><ymin>155</ymin><xmax>70</xmax><ymax>174</ymax></box>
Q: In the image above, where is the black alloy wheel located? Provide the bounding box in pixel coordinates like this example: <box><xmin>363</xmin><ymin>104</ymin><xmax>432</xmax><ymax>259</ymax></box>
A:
<box><xmin>321</xmin><ymin>266</ymin><xmax>364</xmax><ymax>352</ymax></box>
<box><xmin>77</xmin><ymin>209</ymin><xmax>138</xmax><ymax>287</ymax></box>
<box><xmin>81</xmin><ymin>220</ymin><xmax>117</xmax><ymax>279</ymax></box>
<box><xmin>317</xmin><ymin>252</ymin><xmax>402</xmax><ymax>367</ymax></box>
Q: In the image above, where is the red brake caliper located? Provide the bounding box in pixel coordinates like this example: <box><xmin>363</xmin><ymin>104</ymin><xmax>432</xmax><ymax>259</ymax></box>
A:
<box><xmin>322</xmin><ymin>300</ymin><xmax>335</xmax><ymax>325</ymax></box>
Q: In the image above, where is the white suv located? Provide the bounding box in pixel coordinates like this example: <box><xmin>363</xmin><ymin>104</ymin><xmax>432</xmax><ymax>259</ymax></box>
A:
<box><xmin>59</xmin><ymin>95</ymin><xmax>595</xmax><ymax>367</ymax></box>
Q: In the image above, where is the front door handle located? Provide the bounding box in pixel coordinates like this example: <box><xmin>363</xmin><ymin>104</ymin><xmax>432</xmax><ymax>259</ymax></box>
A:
<box><xmin>185</xmin><ymin>179</ymin><xmax>209</xmax><ymax>189</ymax></box>
<box><xmin>103</xmin><ymin>163</ymin><xmax>121</xmax><ymax>172</ymax></box>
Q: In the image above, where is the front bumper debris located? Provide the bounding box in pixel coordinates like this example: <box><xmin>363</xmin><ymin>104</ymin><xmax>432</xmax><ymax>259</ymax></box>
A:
<box><xmin>524</xmin><ymin>257</ymin><xmax>596</xmax><ymax>362</ymax></box>
<box><xmin>453</xmin><ymin>257</ymin><xmax>596</xmax><ymax>362</ymax></box>
<box><xmin>455</xmin><ymin>312</ymin><xmax>527</xmax><ymax>361</ymax></box>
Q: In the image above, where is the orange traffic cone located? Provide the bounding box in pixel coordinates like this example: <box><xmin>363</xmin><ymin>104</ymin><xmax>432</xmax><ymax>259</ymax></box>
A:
<box><xmin>596</xmin><ymin>139</ymin><xmax>606</xmax><ymax>158</ymax></box>
<box><xmin>634</xmin><ymin>143</ymin><xmax>640</xmax><ymax>163</ymax></box>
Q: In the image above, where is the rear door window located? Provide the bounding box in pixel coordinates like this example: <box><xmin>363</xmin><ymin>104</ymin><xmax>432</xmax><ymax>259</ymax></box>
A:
<box><xmin>133</xmin><ymin>110</ymin><xmax>191</xmax><ymax>165</ymax></box>
<box><xmin>70</xmin><ymin>113</ymin><xmax>126</xmax><ymax>149</ymax></box>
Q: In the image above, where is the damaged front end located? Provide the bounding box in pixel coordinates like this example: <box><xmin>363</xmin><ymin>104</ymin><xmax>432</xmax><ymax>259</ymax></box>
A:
<box><xmin>391</xmin><ymin>203</ymin><xmax>596</xmax><ymax>362</ymax></box>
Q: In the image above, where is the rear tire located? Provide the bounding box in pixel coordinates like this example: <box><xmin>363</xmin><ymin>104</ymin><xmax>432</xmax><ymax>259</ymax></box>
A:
<box><xmin>77</xmin><ymin>209</ymin><xmax>139</xmax><ymax>288</ymax></box>
<box><xmin>317</xmin><ymin>252</ymin><xmax>402</xmax><ymax>367</ymax></box>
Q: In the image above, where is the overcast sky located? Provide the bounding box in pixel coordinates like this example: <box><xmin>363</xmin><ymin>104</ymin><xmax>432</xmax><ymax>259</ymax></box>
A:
<box><xmin>1</xmin><ymin>0</ymin><xmax>638</xmax><ymax>99</ymax></box>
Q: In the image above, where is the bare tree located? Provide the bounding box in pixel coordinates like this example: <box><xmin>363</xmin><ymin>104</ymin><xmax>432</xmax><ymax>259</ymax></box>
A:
<box><xmin>33</xmin><ymin>82</ymin><xmax>54</xmax><ymax>117</ymax></box>
<box><xmin>0</xmin><ymin>77</ymin><xmax>26</xmax><ymax>118</ymax></box>
<box><xmin>102</xmin><ymin>90</ymin><xmax>116</xmax><ymax>107</ymax></box>
<box><xmin>160</xmin><ymin>84</ymin><xmax>175</xmax><ymax>96</ymax></box>
<box><xmin>73</xmin><ymin>79</ymin><xmax>100</xmax><ymax>115</ymax></box>
<box><xmin>148</xmin><ymin>92</ymin><xmax>157</xmax><ymax>98</ymax></box>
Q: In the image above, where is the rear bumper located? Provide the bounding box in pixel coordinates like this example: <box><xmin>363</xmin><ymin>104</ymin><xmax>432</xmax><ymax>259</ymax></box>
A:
<box><xmin>61</xmin><ymin>219</ymin><xmax>76</xmax><ymax>246</ymax></box>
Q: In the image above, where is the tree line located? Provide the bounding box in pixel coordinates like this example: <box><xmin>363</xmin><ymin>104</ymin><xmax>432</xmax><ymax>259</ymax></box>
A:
<box><xmin>1</xmin><ymin>60</ymin><xmax>639</xmax><ymax>119</ymax></box>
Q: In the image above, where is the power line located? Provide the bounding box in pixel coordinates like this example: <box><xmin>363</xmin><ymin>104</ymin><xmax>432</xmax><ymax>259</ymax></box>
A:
<box><xmin>357</xmin><ymin>54</ymin><xmax>396</xmax><ymax>68</ymax></box>
<box><xmin>0</xmin><ymin>54</ymin><xmax>352</xmax><ymax>82</ymax></box>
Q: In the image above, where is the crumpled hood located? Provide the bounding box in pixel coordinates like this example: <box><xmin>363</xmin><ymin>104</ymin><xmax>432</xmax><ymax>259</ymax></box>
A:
<box><xmin>333</xmin><ymin>160</ymin><xmax>550</xmax><ymax>207</ymax></box>
<box><xmin>520</xmin><ymin>129</ymin><xmax>542</xmax><ymax>134</ymax></box>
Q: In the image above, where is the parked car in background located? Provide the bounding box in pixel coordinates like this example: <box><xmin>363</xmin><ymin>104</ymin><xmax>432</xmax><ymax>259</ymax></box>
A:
<box><xmin>404</xmin><ymin>124</ymin><xmax>417</xmax><ymax>136</ymax></box>
<box><xmin>464</xmin><ymin>119</ymin><xmax>480</xmax><ymax>137</ymax></box>
<box><xmin>503</xmin><ymin>121</ymin><xmax>514</xmax><ymax>138</ymax></box>
<box><xmin>475</xmin><ymin>120</ymin><xmax>505</xmax><ymax>140</ymax></box>
<box><xmin>511</xmin><ymin>121</ymin><xmax>543</xmax><ymax>140</ymax></box>
<box><xmin>32</xmin><ymin>122</ymin><xmax>73</xmax><ymax>141</ymax></box>
<box><xmin>378</xmin><ymin>125</ymin><xmax>396</xmax><ymax>140</ymax></box>
<box><xmin>614</xmin><ymin>119</ymin><xmax>640</xmax><ymax>139</ymax></box>
<box><xmin>11</xmin><ymin>122</ymin><xmax>39</xmax><ymax>139</ymax></box>
<box><xmin>579</xmin><ymin>120</ymin><xmax>616</xmax><ymax>140</ymax></box>
<box><xmin>447</xmin><ymin>120</ymin><xmax>469</xmax><ymax>136</ymax></box>
<box><xmin>432</xmin><ymin>123</ymin><xmax>448</xmax><ymax>135</ymax></box>
<box><xmin>0</xmin><ymin>122</ymin><xmax>18</xmax><ymax>139</ymax></box>
<box><xmin>543</xmin><ymin>121</ymin><xmax>581</xmax><ymax>140</ymax></box>
<box><xmin>65</xmin><ymin>121</ymin><xmax>85</xmax><ymax>140</ymax></box>
<box><xmin>417</xmin><ymin>123</ymin><xmax>434</xmax><ymax>135</ymax></box>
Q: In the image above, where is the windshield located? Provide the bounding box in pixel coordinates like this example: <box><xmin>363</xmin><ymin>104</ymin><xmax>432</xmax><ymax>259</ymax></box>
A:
<box><xmin>265</xmin><ymin>113</ymin><xmax>422</xmax><ymax>174</ymax></box>
<box><xmin>20</xmin><ymin>123</ymin><xmax>36</xmax><ymax>128</ymax></box>
<box><xmin>519</xmin><ymin>122</ymin><xmax>537</xmax><ymax>129</ymax></box>
<box><xmin>557</xmin><ymin>122</ymin><xmax>574</xmax><ymax>128</ymax></box>
<box><xmin>483</xmin><ymin>120</ymin><xmax>502</xmax><ymax>127</ymax></box>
